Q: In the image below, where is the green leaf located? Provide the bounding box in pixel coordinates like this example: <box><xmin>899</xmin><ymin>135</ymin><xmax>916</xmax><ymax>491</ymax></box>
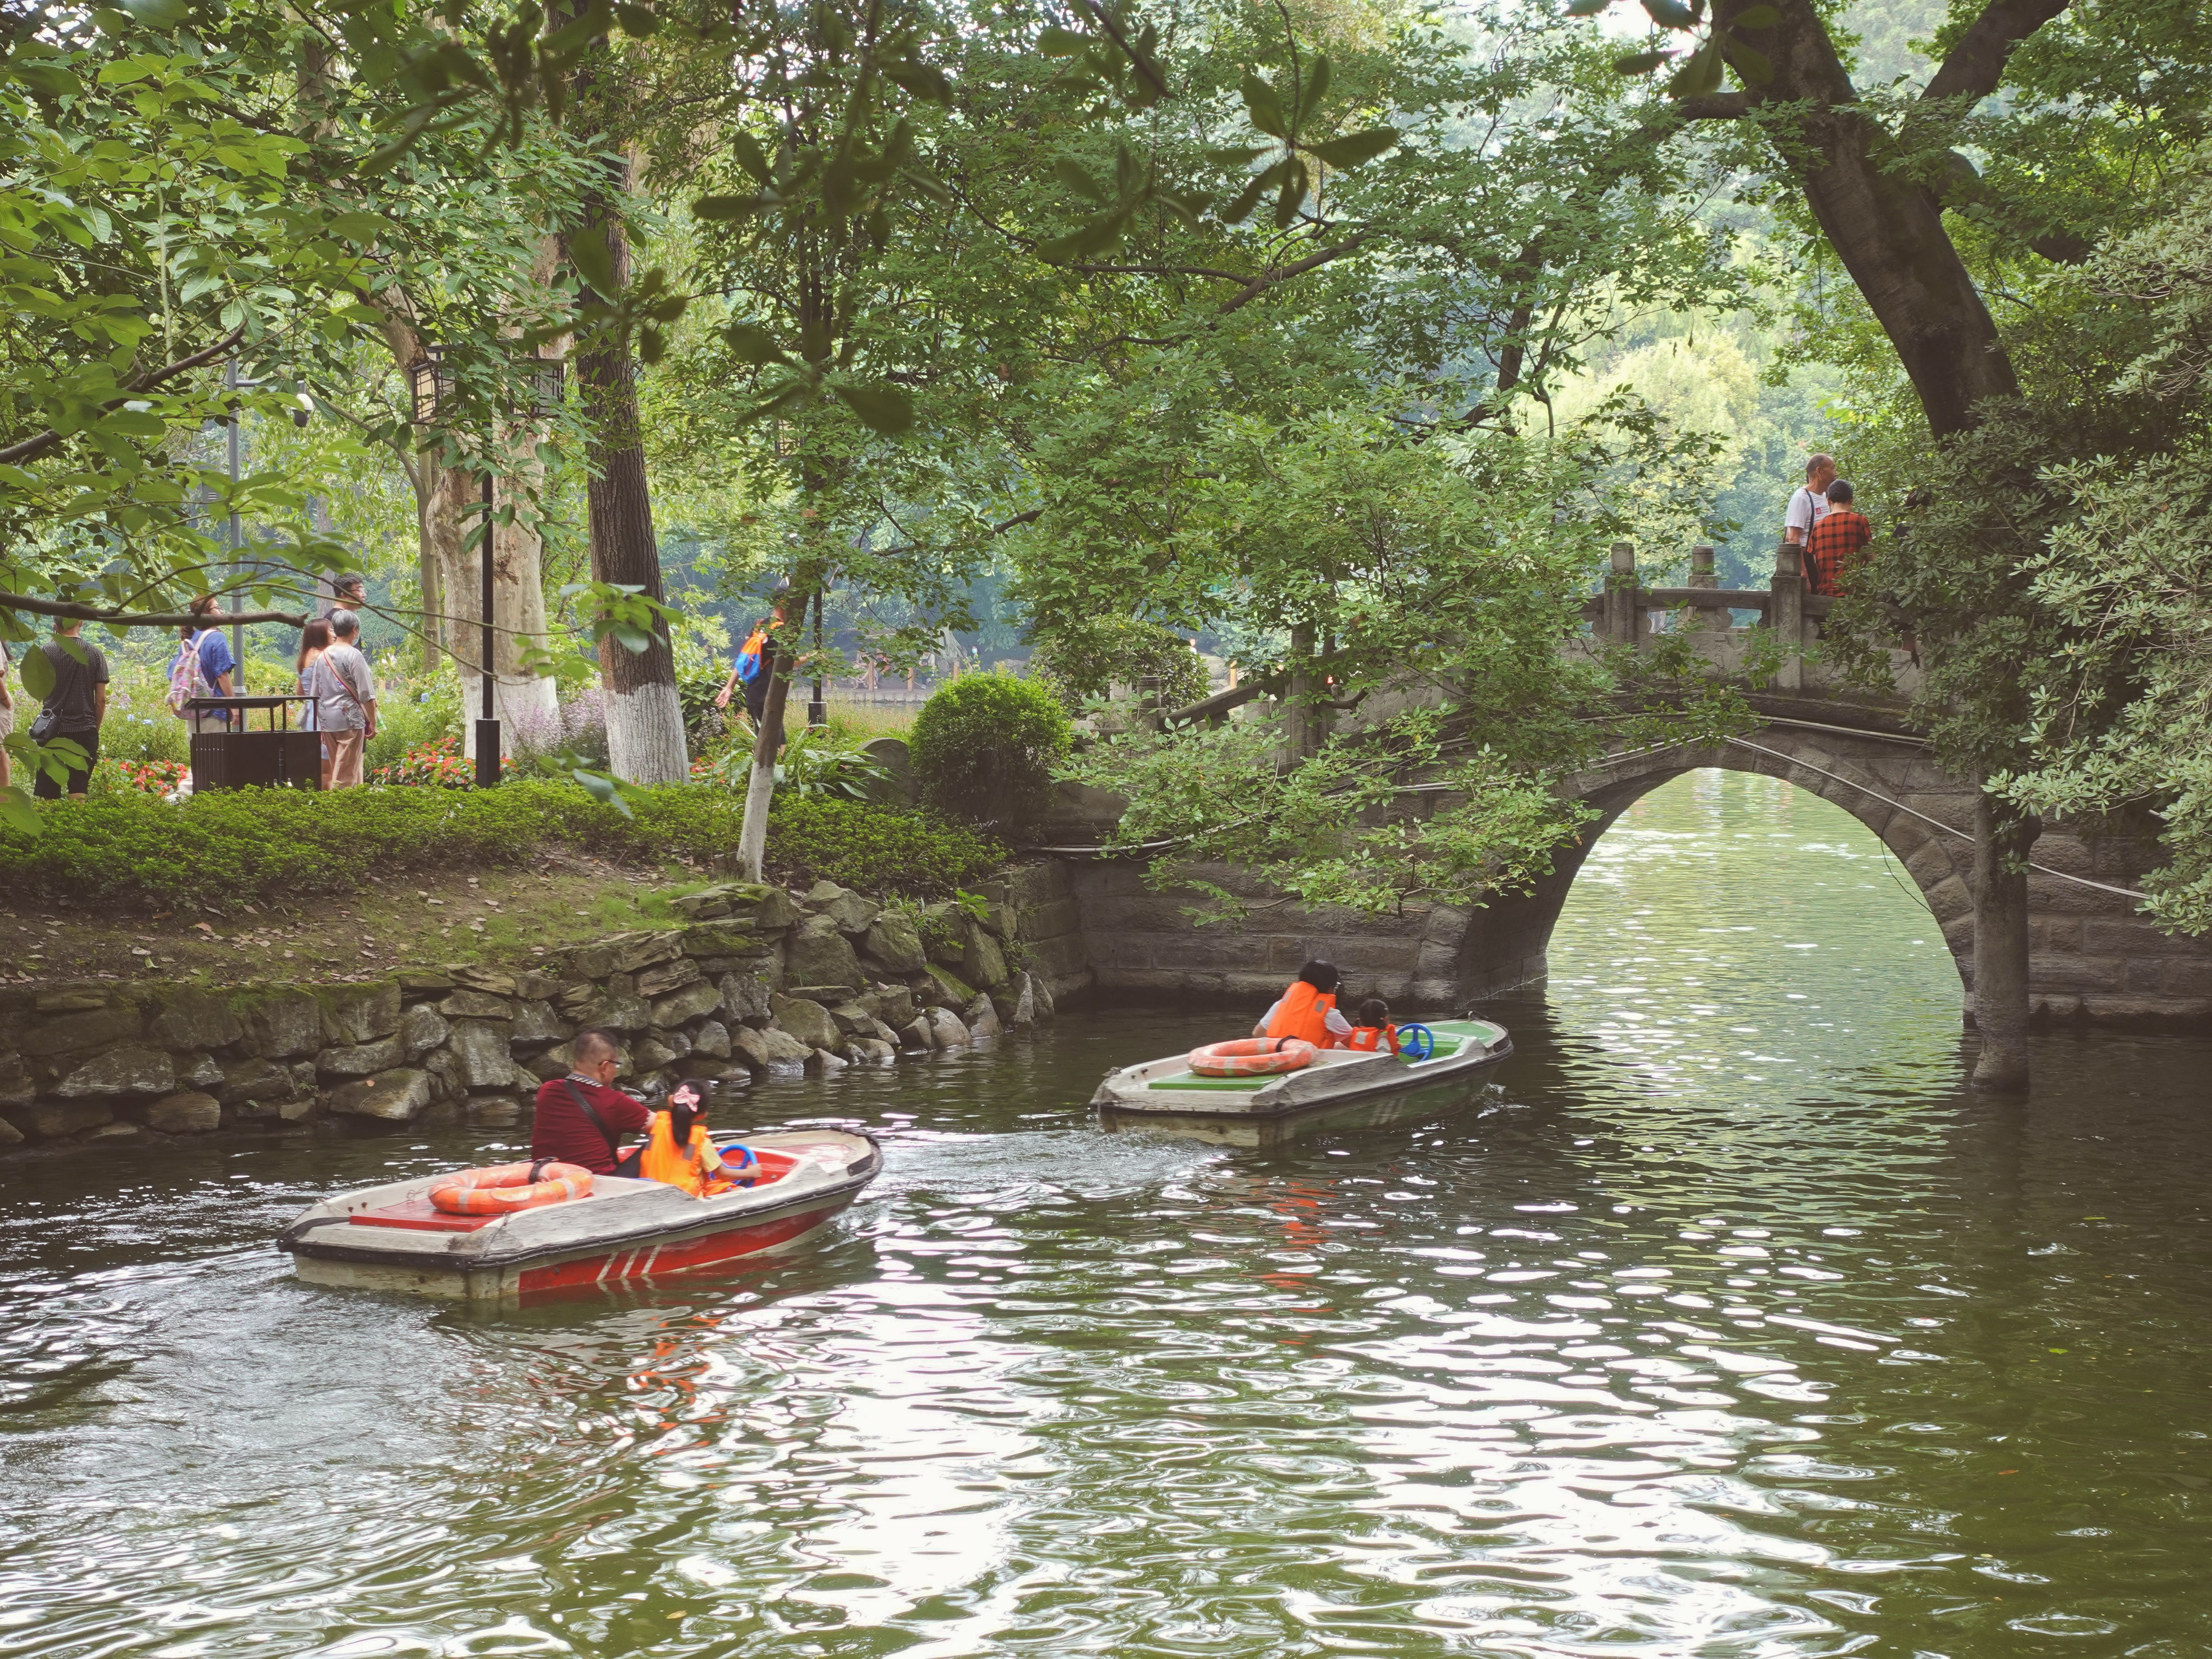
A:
<box><xmin>18</xmin><ymin>646</ymin><xmax>53</xmax><ymax>701</ymax></box>
<box><xmin>1240</xmin><ymin>71</ymin><xmax>1288</xmax><ymax>139</ymax></box>
<box><xmin>569</xmin><ymin>225</ymin><xmax>619</xmax><ymax>294</ymax></box>
<box><xmin>693</xmin><ymin>193</ymin><xmax>763</xmax><ymax>220</ymax></box>
<box><xmin>731</xmin><ymin>131</ymin><xmax>771</xmax><ymax>183</ymax></box>
<box><xmin>1732</xmin><ymin>4</ymin><xmax>1779</xmax><ymax>24</ymax></box>
<box><xmin>1301</xmin><ymin>54</ymin><xmax>1331</xmax><ymax>113</ymax></box>
<box><xmin>1037</xmin><ymin>25</ymin><xmax>1087</xmax><ymax>56</ymax></box>
<box><xmin>884</xmin><ymin>60</ymin><xmax>952</xmax><ymax>103</ymax></box>
<box><xmin>0</xmin><ymin>783</ymin><xmax>39</xmax><ymax>837</ymax></box>
<box><xmin>613</xmin><ymin>3</ymin><xmax>659</xmax><ymax>36</ymax></box>
<box><xmin>1563</xmin><ymin>0</ymin><xmax>1609</xmax><ymax>15</ymax></box>
<box><xmin>117</xmin><ymin>0</ymin><xmax>191</xmax><ymax>26</ymax></box>
<box><xmin>1668</xmin><ymin>39</ymin><xmax>1725</xmax><ymax>96</ymax></box>
<box><xmin>1722</xmin><ymin>38</ymin><xmax>1773</xmax><ymax>82</ymax></box>
<box><xmin>831</xmin><ymin>380</ymin><xmax>914</xmax><ymax>434</ymax></box>
<box><xmin>1055</xmin><ymin>158</ymin><xmax>1107</xmax><ymax>202</ymax></box>
<box><xmin>725</xmin><ymin>322</ymin><xmax>785</xmax><ymax>365</ymax></box>
<box><xmin>1614</xmin><ymin>49</ymin><xmax>1671</xmax><ymax>73</ymax></box>
<box><xmin>15</xmin><ymin>64</ymin><xmax>84</xmax><ymax>98</ymax></box>
<box><xmin>1274</xmin><ymin>159</ymin><xmax>1310</xmax><ymax>228</ymax></box>
<box><xmin>1306</xmin><ymin>127</ymin><xmax>1399</xmax><ymax>169</ymax></box>
<box><xmin>571</xmin><ymin>767</ymin><xmax>635</xmax><ymax>818</ymax></box>
<box><xmin>1644</xmin><ymin>0</ymin><xmax>1697</xmax><ymax>26</ymax></box>
<box><xmin>1219</xmin><ymin>163</ymin><xmax>1284</xmax><ymax>225</ymax></box>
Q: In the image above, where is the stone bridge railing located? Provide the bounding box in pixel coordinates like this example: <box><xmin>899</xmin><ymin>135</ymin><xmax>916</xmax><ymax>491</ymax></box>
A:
<box><xmin>1573</xmin><ymin>539</ymin><xmax>1916</xmax><ymax>702</ymax></box>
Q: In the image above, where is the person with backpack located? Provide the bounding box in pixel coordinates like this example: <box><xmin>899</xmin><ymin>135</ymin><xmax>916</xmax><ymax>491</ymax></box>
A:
<box><xmin>531</xmin><ymin>1029</ymin><xmax>651</xmax><ymax>1176</ymax></box>
<box><xmin>714</xmin><ymin>613</ymin><xmax>774</xmax><ymax>731</ymax></box>
<box><xmin>169</xmin><ymin>596</ymin><xmax>236</xmax><ymax>731</ymax></box>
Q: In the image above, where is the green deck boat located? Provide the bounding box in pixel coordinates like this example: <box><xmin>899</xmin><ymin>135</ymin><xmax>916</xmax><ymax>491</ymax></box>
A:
<box><xmin>1089</xmin><ymin>1016</ymin><xmax>1513</xmax><ymax>1128</ymax></box>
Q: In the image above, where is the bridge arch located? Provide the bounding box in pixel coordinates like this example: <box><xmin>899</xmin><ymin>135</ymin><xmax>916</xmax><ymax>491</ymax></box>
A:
<box><xmin>1453</xmin><ymin>731</ymin><xmax>1978</xmax><ymax>1008</ymax></box>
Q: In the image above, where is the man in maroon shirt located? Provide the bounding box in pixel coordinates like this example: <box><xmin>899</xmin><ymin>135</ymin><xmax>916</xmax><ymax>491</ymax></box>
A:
<box><xmin>532</xmin><ymin>1029</ymin><xmax>651</xmax><ymax>1174</ymax></box>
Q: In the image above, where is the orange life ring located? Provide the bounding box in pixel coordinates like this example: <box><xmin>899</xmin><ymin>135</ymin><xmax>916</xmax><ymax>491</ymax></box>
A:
<box><xmin>427</xmin><ymin>1161</ymin><xmax>594</xmax><ymax>1216</ymax></box>
<box><xmin>1188</xmin><ymin>1037</ymin><xmax>1317</xmax><ymax>1078</ymax></box>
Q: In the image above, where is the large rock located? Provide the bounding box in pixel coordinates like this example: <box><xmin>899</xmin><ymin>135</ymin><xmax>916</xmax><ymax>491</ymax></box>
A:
<box><xmin>649</xmin><ymin>979</ymin><xmax>724</xmax><ymax>1029</ymax></box>
<box><xmin>960</xmin><ymin>921</ymin><xmax>1009</xmax><ymax>990</ymax></box>
<box><xmin>149</xmin><ymin>991</ymin><xmax>243</xmax><ymax>1053</ymax></box>
<box><xmin>20</xmin><ymin>1003</ymin><xmax>140</xmax><ymax>1059</ymax></box>
<box><xmin>860</xmin><ymin>914</ymin><xmax>927</xmax><ymax>974</ymax></box>
<box><xmin>54</xmin><ymin>1046</ymin><xmax>176</xmax><ymax>1100</ymax></box>
<box><xmin>691</xmin><ymin>1020</ymin><xmax>731</xmax><ymax>1060</ymax></box>
<box><xmin>829</xmin><ymin>1002</ymin><xmax>875</xmax><ymax>1036</ymax></box>
<box><xmin>5</xmin><ymin>1101</ymin><xmax>112</xmax><ymax>1139</ymax></box>
<box><xmin>768</xmin><ymin>994</ymin><xmax>841</xmax><ymax>1054</ymax></box>
<box><xmin>399</xmin><ymin>1003</ymin><xmax>450</xmax><ymax>1060</ymax></box>
<box><xmin>1008</xmin><ymin>973</ymin><xmax>1038</xmax><ymax>1028</ymax></box>
<box><xmin>805</xmin><ymin>881</ymin><xmax>882</xmax><ymax>937</ymax></box>
<box><xmin>671</xmin><ymin>882</ymin><xmax>797</xmax><ymax>930</ymax></box>
<box><xmin>731</xmin><ymin>1023</ymin><xmax>810</xmax><ymax>1074</ymax></box>
<box><xmin>897</xmin><ymin>1016</ymin><xmax>934</xmax><ymax>1051</ymax></box>
<box><xmin>1032</xmin><ymin>973</ymin><xmax>1058</xmax><ymax>1020</ymax></box>
<box><xmin>784</xmin><ymin>916</ymin><xmax>862</xmax><ymax>994</ymax></box>
<box><xmin>447</xmin><ymin>1020</ymin><xmax>516</xmax><ymax>1089</ymax></box>
<box><xmin>217</xmin><ymin>1055</ymin><xmax>298</xmax><ymax>1107</ymax></box>
<box><xmin>145</xmin><ymin>1091</ymin><xmax>221</xmax><ymax>1134</ymax></box>
<box><xmin>0</xmin><ymin>1115</ymin><xmax>21</xmax><ymax>1147</ymax></box>
<box><xmin>609</xmin><ymin>930</ymin><xmax>685</xmax><ymax>974</ymax></box>
<box><xmin>576</xmin><ymin>977</ymin><xmax>650</xmax><ymax>1032</ymax></box>
<box><xmin>636</xmin><ymin>956</ymin><xmax>701</xmax><ymax>999</ymax></box>
<box><xmin>511</xmin><ymin>999</ymin><xmax>565</xmax><ymax>1044</ymax></box>
<box><xmin>326</xmin><ymin>1067</ymin><xmax>434</xmax><ymax>1123</ymax></box>
<box><xmin>876</xmin><ymin>984</ymin><xmax>916</xmax><ymax>1028</ymax></box>
<box><xmin>177</xmin><ymin>1051</ymin><xmax>225</xmax><ymax>1089</ymax></box>
<box><xmin>316</xmin><ymin>1035</ymin><xmax>404</xmax><ymax>1078</ymax></box>
<box><xmin>919</xmin><ymin>963</ymin><xmax>976</xmax><ymax>1009</ymax></box>
<box><xmin>522</xmin><ymin>1049</ymin><xmax>568</xmax><ymax>1083</ymax></box>
<box><xmin>807</xmin><ymin>1047</ymin><xmax>849</xmax><ymax>1075</ymax></box>
<box><xmin>859</xmin><ymin>737</ymin><xmax>913</xmax><ymax>804</ymax></box>
<box><xmin>34</xmin><ymin>988</ymin><xmax>108</xmax><ymax>1013</ymax></box>
<box><xmin>718</xmin><ymin>972</ymin><xmax>772</xmax><ymax>1027</ymax></box>
<box><xmin>323</xmin><ymin>982</ymin><xmax>401</xmax><ymax>1044</ymax></box>
<box><xmin>0</xmin><ymin>1051</ymin><xmax>31</xmax><ymax>1108</ymax></box>
<box><xmin>925</xmin><ymin>1007</ymin><xmax>971</xmax><ymax>1049</ymax></box>
<box><xmin>963</xmin><ymin>994</ymin><xmax>1004</xmax><ymax>1040</ymax></box>
<box><xmin>846</xmin><ymin>1036</ymin><xmax>896</xmax><ymax>1064</ymax></box>
<box><xmin>450</xmin><ymin>964</ymin><xmax>518</xmax><ymax>995</ymax></box>
<box><xmin>436</xmin><ymin>988</ymin><xmax>515</xmax><ymax>1021</ymax></box>
<box><xmin>241</xmin><ymin>992</ymin><xmax>323</xmax><ymax>1060</ymax></box>
<box><xmin>633</xmin><ymin>1033</ymin><xmax>689</xmax><ymax>1071</ymax></box>
<box><xmin>679</xmin><ymin>921</ymin><xmax>763</xmax><ymax>957</ymax></box>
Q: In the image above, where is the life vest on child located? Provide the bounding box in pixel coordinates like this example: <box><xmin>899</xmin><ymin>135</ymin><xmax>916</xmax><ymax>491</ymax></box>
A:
<box><xmin>639</xmin><ymin>1112</ymin><xmax>725</xmax><ymax>1196</ymax></box>
<box><xmin>1264</xmin><ymin>981</ymin><xmax>1337</xmax><ymax>1047</ymax></box>
<box><xmin>1344</xmin><ymin>1024</ymin><xmax>1398</xmax><ymax>1054</ymax></box>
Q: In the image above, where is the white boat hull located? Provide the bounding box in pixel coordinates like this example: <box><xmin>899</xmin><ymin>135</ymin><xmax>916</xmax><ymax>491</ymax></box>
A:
<box><xmin>1091</xmin><ymin>1018</ymin><xmax>1512</xmax><ymax>1122</ymax></box>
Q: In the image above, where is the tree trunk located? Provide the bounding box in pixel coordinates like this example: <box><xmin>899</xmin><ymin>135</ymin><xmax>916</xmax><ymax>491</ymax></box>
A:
<box><xmin>1719</xmin><ymin>0</ymin><xmax>2022</xmax><ymax>436</ymax></box>
<box><xmin>1971</xmin><ymin>791</ymin><xmax>2037</xmax><ymax>1091</ymax></box>
<box><xmin>571</xmin><ymin>161</ymin><xmax>687</xmax><ymax>784</ymax></box>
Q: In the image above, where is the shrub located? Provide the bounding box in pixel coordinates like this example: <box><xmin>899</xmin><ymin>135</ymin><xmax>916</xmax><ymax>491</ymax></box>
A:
<box><xmin>365</xmin><ymin>673</ymin><xmax>462</xmax><ymax>772</ymax></box>
<box><xmin>0</xmin><ymin>779</ymin><xmax>997</xmax><ymax>909</ymax></box>
<box><xmin>907</xmin><ymin>673</ymin><xmax>1072</xmax><ymax>829</ymax></box>
<box><xmin>369</xmin><ymin>736</ymin><xmax>515</xmax><ymax>788</ymax></box>
<box><xmin>1030</xmin><ymin>616</ymin><xmax>1211</xmax><ymax>714</ymax></box>
<box><xmin>765</xmin><ymin>795</ymin><xmax>1002</xmax><ymax>894</ymax></box>
<box><xmin>691</xmin><ymin>726</ymin><xmax>888</xmax><ymax>801</ymax></box>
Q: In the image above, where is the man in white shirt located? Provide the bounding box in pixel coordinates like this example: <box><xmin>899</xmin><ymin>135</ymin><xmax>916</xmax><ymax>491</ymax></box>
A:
<box><xmin>314</xmin><ymin>610</ymin><xmax>379</xmax><ymax>788</ymax></box>
<box><xmin>1784</xmin><ymin>454</ymin><xmax>1837</xmax><ymax>547</ymax></box>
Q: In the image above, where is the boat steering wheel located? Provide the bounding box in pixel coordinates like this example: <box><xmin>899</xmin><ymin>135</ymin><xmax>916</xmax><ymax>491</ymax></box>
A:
<box><xmin>1398</xmin><ymin>1023</ymin><xmax>1436</xmax><ymax>1060</ymax></box>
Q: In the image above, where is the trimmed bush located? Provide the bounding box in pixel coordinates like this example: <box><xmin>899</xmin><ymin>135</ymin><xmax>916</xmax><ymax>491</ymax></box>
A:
<box><xmin>0</xmin><ymin>781</ymin><xmax>999</xmax><ymax>909</ymax></box>
<box><xmin>907</xmin><ymin>673</ymin><xmax>1072</xmax><ymax>829</ymax></box>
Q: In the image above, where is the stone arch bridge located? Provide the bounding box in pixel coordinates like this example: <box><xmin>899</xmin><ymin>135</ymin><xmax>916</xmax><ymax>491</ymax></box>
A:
<box><xmin>1031</xmin><ymin>544</ymin><xmax>2212</xmax><ymax>1029</ymax></box>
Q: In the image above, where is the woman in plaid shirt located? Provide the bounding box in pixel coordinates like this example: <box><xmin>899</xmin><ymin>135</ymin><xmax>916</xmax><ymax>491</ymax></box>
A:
<box><xmin>1804</xmin><ymin>478</ymin><xmax>1871</xmax><ymax>597</ymax></box>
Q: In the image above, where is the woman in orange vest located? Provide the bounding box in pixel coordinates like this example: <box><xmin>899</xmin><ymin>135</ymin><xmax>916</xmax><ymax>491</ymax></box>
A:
<box><xmin>1253</xmin><ymin>960</ymin><xmax>1354</xmax><ymax>1048</ymax></box>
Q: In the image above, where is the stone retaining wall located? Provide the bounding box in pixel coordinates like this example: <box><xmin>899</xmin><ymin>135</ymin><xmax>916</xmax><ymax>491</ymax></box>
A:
<box><xmin>0</xmin><ymin>874</ymin><xmax>1076</xmax><ymax>1154</ymax></box>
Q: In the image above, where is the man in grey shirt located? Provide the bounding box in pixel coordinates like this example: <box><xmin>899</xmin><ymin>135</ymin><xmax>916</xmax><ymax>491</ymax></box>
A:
<box><xmin>312</xmin><ymin>610</ymin><xmax>378</xmax><ymax>788</ymax></box>
<box><xmin>30</xmin><ymin>618</ymin><xmax>109</xmax><ymax>800</ymax></box>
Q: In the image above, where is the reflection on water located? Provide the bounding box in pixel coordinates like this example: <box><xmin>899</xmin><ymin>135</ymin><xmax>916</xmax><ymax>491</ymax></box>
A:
<box><xmin>4</xmin><ymin>768</ymin><xmax>2210</xmax><ymax>1658</ymax></box>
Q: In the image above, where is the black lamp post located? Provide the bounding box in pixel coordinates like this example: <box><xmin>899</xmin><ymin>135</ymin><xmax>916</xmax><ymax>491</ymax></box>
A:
<box><xmin>408</xmin><ymin>346</ymin><xmax>565</xmax><ymax>788</ymax></box>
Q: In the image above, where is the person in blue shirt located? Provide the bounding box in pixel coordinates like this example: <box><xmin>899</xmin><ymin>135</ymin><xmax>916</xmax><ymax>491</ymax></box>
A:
<box><xmin>185</xmin><ymin>595</ymin><xmax>237</xmax><ymax>729</ymax></box>
<box><xmin>714</xmin><ymin>614</ymin><xmax>774</xmax><ymax>730</ymax></box>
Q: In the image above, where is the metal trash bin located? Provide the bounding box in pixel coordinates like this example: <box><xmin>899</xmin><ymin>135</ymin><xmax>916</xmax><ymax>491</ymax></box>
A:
<box><xmin>185</xmin><ymin>696</ymin><xmax>322</xmax><ymax>791</ymax></box>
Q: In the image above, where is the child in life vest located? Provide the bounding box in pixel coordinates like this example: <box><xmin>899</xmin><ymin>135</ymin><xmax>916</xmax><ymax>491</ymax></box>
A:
<box><xmin>1343</xmin><ymin>998</ymin><xmax>1399</xmax><ymax>1055</ymax></box>
<box><xmin>638</xmin><ymin>1083</ymin><xmax>756</xmax><ymax>1196</ymax></box>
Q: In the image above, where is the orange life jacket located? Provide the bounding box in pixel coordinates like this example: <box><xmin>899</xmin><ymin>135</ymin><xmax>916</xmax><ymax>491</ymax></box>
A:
<box><xmin>639</xmin><ymin>1112</ymin><xmax>723</xmax><ymax>1196</ymax></box>
<box><xmin>1265</xmin><ymin>981</ymin><xmax>1337</xmax><ymax>1047</ymax></box>
<box><xmin>1345</xmin><ymin>1024</ymin><xmax>1398</xmax><ymax>1055</ymax></box>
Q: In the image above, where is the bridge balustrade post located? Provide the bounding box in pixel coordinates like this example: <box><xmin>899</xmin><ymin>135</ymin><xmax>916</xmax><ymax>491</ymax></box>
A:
<box><xmin>1605</xmin><ymin>541</ymin><xmax>1645</xmax><ymax>646</ymax></box>
<box><xmin>1688</xmin><ymin>544</ymin><xmax>1727</xmax><ymax>633</ymax></box>
<box><xmin>1770</xmin><ymin>538</ymin><xmax>1805</xmax><ymax>690</ymax></box>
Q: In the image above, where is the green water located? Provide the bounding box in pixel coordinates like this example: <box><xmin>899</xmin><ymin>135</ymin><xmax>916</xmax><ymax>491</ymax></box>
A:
<box><xmin>5</xmin><ymin>768</ymin><xmax>2210</xmax><ymax>1658</ymax></box>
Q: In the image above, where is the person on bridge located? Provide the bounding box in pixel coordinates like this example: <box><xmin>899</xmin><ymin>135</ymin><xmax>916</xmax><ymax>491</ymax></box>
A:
<box><xmin>1804</xmin><ymin>478</ymin><xmax>1872</xmax><ymax>599</ymax></box>
<box><xmin>532</xmin><ymin>1029</ymin><xmax>651</xmax><ymax>1176</ymax></box>
<box><xmin>1253</xmin><ymin>960</ymin><xmax>1354</xmax><ymax>1047</ymax></box>
<box><xmin>1784</xmin><ymin>454</ymin><xmax>1836</xmax><ymax>548</ymax></box>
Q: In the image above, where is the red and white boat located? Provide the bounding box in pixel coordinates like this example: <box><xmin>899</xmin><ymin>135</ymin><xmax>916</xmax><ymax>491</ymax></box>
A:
<box><xmin>277</xmin><ymin>1130</ymin><xmax>880</xmax><ymax>1301</ymax></box>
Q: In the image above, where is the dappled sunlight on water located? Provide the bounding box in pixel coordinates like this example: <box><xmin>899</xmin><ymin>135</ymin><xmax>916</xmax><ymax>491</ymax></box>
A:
<box><xmin>3</xmin><ymin>768</ymin><xmax>2209</xmax><ymax>1658</ymax></box>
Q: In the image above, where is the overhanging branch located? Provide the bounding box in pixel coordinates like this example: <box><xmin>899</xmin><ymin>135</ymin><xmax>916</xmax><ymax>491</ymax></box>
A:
<box><xmin>1922</xmin><ymin>0</ymin><xmax>2069</xmax><ymax>105</ymax></box>
<box><xmin>0</xmin><ymin>326</ymin><xmax>247</xmax><ymax>469</ymax></box>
